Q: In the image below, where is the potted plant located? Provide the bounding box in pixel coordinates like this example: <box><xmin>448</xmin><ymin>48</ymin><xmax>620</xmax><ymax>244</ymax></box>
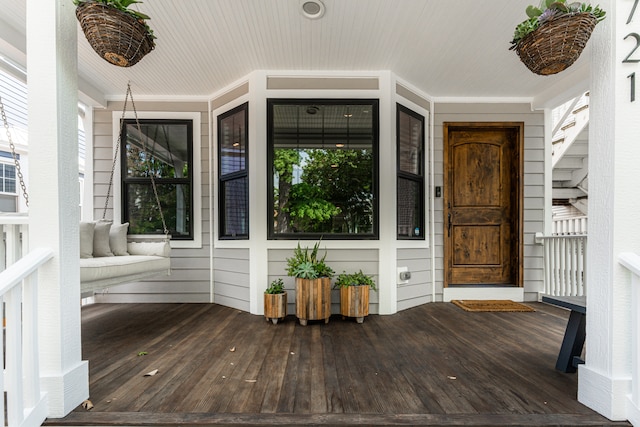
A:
<box><xmin>73</xmin><ymin>0</ymin><xmax>156</xmax><ymax>67</ymax></box>
<box><xmin>264</xmin><ymin>278</ymin><xmax>287</xmax><ymax>325</ymax></box>
<box><xmin>286</xmin><ymin>241</ymin><xmax>334</xmax><ymax>326</ymax></box>
<box><xmin>509</xmin><ymin>0</ymin><xmax>605</xmax><ymax>75</ymax></box>
<box><xmin>334</xmin><ymin>270</ymin><xmax>377</xmax><ymax>324</ymax></box>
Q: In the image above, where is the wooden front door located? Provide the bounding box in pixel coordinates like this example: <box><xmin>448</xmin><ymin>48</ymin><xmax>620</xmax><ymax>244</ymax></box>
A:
<box><xmin>443</xmin><ymin>123</ymin><xmax>523</xmax><ymax>287</ymax></box>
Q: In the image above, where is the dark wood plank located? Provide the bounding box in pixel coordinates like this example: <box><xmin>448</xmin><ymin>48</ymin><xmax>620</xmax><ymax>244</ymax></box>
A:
<box><xmin>256</xmin><ymin>317</ymin><xmax>296</xmax><ymax>413</ymax></box>
<box><xmin>44</xmin><ymin>302</ymin><xmax>631</xmax><ymax>427</ymax></box>
<box><xmin>46</xmin><ymin>411</ymin><xmax>632</xmax><ymax>426</ymax></box>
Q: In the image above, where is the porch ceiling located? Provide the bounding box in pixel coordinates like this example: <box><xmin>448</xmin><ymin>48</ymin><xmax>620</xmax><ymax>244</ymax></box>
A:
<box><xmin>0</xmin><ymin>0</ymin><xmax>593</xmax><ymax>106</ymax></box>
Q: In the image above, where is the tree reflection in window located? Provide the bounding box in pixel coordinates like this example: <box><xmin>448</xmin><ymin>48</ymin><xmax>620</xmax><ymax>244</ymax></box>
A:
<box><xmin>269</xmin><ymin>100</ymin><xmax>378</xmax><ymax>239</ymax></box>
<box><xmin>122</xmin><ymin>119</ymin><xmax>193</xmax><ymax>239</ymax></box>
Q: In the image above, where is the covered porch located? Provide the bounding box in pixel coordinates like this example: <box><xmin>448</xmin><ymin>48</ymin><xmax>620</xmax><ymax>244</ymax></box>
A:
<box><xmin>2</xmin><ymin>0</ymin><xmax>640</xmax><ymax>425</ymax></box>
<box><xmin>46</xmin><ymin>302</ymin><xmax>628</xmax><ymax>426</ymax></box>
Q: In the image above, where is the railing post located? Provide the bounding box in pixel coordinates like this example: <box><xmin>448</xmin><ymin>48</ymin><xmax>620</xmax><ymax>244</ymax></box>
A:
<box><xmin>633</xmin><ymin>267</ymin><xmax>639</xmax><ymax>410</ymax></box>
<box><xmin>23</xmin><ymin>272</ymin><xmax>42</xmax><ymax>410</ymax></box>
<box><xmin>620</xmin><ymin>253</ymin><xmax>640</xmax><ymax>416</ymax></box>
<box><xmin>619</xmin><ymin>252</ymin><xmax>640</xmax><ymax>425</ymax></box>
<box><xmin>5</xmin><ymin>285</ymin><xmax>25</xmax><ymax>427</ymax></box>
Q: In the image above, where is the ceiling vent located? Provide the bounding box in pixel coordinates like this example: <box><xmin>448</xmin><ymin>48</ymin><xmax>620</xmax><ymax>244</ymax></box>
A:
<box><xmin>300</xmin><ymin>0</ymin><xmax>325</xmax><ymax>19</ymax></box>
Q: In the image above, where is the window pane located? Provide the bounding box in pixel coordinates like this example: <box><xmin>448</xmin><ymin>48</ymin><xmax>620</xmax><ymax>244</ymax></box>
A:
<box><xmin>218</xmin><ymin>103</ymin><xmax>249</xmax><ymax>239</ymax></box>
<box><xmin>4</xmin><ymin>164</ymin><xmax>15</xmax><ymax>179</ymax></box>
<box><xmin>4</xmin><ymin>178</ymin><xmax>15</xmax><ymax>193</ymax></box>
<box><xmin>125</xmin><ymin>122</ymin><xmax>190</xmax><ymax>179</ymax></box>
<box><xmin>397</xmin><ymin>177</ymin><xmax>422</xmax><ymax>238</ymax></box>
<box><xmin>126</xmin><ymin>183</ymin><xmax>191</xmax><ymax>238</ymax></box>
<box><xmin>220</xmin><ymin>110</ymin><xmax>246</xmax><ymax>175</ymax></box>
<box><xmin>398</xmin><ymin>110</ymin><xmax>423</xmax><ymax>175</ymax></box>
<box><xmin>122</xmin><ymin>119</ymin><xmax>193</xmax><ymax>240</ymax></box>
<box><xmin>0</xmin><ymin>164</ymin><xmax>16</xmax><ymax>194</ymax></box>
<box><xmin>222</xmin><ymin>177</ymin><xmax>248</xmax><ymax>237</ymax></box>
<box><xmin>271</xmin><ymin>101</ymin><xmax>377</xmax><ymax>237</ymax></box>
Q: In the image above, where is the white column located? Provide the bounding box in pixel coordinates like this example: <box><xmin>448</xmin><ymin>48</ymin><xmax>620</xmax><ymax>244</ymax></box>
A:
<box><xmin>26</xmin><ymin>0</ymin><xmax>89</xmax><ymax>418</ymax></box>
<box><xmin>578</xmin><ymin>0</ymin><xmax>640</xmax><ymax>420</ymax></box>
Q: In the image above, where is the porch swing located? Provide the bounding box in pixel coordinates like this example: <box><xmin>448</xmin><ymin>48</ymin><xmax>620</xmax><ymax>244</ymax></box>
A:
<box><xmin>79</xmin><ymin>82</ymin><xmax>171</xmax><ymax>295</ymax></box>
<box><xmin>1</xmin><ymin>82</ymin><xmax>171</xmax><ymax>295</ymax></box>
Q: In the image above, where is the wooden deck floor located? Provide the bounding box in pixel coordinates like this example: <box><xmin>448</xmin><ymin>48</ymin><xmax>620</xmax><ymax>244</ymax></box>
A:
<box><xmin>45</xmin><ymin>302</ymin><xmax>630</xmax><ymax>426</ymax></box>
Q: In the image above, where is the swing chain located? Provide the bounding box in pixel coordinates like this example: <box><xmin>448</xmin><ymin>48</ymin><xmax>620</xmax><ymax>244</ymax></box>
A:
<box><xmin>102</xmin><ymin>85</ymin><xmax>130</xmax><ymax>219</ymax></box>
<box><xmin>129</xmin><ymin>88</ymin><xmax>169</xmax><ymax>236</ymax></box>
<box><xmin>0</xmin><ymin>95</ymin><xmax>29</xmax><ymax>207</ymax></box>
<box><xmin>105</xmin><ymin>83</ymin><xmax>169</xmax><ymax>237</ymax></box>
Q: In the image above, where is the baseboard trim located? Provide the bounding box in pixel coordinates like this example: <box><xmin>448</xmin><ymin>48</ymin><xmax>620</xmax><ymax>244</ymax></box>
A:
<box><xmin>443</xmin><ymin>287</ymin><xmax>524</xmax><ymax>302</ymax></box>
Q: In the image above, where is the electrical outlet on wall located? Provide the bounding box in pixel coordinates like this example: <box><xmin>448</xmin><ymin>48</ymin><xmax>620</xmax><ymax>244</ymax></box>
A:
<box><xmin>397</xmin><ymin>266</ymin><xmax>410</xmax><ymax>285</ymax></box>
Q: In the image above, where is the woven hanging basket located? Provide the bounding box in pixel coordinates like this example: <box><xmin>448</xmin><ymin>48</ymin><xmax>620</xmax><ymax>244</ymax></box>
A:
<box><xmin>76</xmin><ymin>1</ymin><xmax>155</xmax><ymax>67</ymax></box>
<box><xmin>515</xmin><ymin>12</ymin><xmax>597</xmax><ymax>76</ymax></box>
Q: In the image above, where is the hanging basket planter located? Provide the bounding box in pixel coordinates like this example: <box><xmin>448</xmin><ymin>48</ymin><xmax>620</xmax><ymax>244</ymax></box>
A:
<box><xmin>75</xmin><ymin>1</ymin><xmax>155</xmax><ymax>67</ymax></box>
<box><xmin>510</xmin><ymin>1</ymin><xmax>605</xmax><ymax>76</ymax></box>
<box><xmin>514</xmin><ymin>13</ymin><xmax>598</xmax><ymax>76</ymax></box>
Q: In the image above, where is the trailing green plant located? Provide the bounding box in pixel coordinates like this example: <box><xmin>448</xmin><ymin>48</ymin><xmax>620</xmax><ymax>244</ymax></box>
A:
<box><xmin>510</xmin><ymin>0</ymin><xmax>605</xmax><ymax>49</ymax></box>
<box><xmin>265</xmin><ymin>278</ymin><xmax>285</xmax><ymax>294</ymax></box>
<box><xmin>333</xmin><ymin>270</ymin><xmax>377</xmax><ymax>291</ymax></box>
<box><xmin>73</xmin><ymin>0</ymin><xmax>156</xmax><ymax>39</ymax></box>
<box><xmin>286</xmin><ymin>241</ymin><xmax>334</xmax><ymax>279</ymax></box>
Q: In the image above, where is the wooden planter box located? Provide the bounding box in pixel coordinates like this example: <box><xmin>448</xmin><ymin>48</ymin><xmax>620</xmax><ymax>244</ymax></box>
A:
<box><xmin>340</xmin><ymin>285</ymin><xmax>370</xmax><ymax>324</ymax></box>
<box><xmin>264</xmin><ymin>292</ymin><xmax>287</xmax><ymax>324</ymax></box>
<box><xmin>295</xmin><ymin>277</ymin><xmax>331</xmax><ymax>326</ymax></box>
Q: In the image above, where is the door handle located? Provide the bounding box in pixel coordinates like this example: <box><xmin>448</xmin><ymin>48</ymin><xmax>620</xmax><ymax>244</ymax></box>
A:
<box><xmin>448</xmin><ymin>213</ymin><xmax>452</xmax><ymax>237</ymax></box>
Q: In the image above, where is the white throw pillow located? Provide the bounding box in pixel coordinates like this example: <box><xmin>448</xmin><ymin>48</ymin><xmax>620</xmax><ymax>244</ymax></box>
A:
<box><xmin>79</xmin><ymin>222</ymin><xmax>95</xmax><ymax>259</ymax></box>
<box><xmin>93</xmin><ymin>220</ymin><xmax>114</xmax><ymax>257</ymax></box>
<box><xmin>110</xmin><ymin>222</ymin><xmax>130</xmax><ymax>256</ymax></box>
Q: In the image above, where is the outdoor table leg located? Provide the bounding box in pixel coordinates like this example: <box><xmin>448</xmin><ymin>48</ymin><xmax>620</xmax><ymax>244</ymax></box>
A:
<box><xmin>555</xmin><ymin>310</ymin><xmax>586</xmax><ymax>373</ymax></box>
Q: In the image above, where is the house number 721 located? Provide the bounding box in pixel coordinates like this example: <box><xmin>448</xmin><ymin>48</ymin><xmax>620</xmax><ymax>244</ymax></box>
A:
<box><xmin>625</xmin><ymin>0</ymin><xmax>640</xmax><ymax>101</ymax></box>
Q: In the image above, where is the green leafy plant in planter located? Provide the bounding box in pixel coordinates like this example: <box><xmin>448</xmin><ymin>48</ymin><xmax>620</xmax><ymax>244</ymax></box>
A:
<box><xmin>286</xmin><ymin>241</ymin><xmax>334</xmax><ymax>279</ymax></box>
<box><xmin>73</xmin><ymin>0</ymin><xmax>156</xmax><ymax>67</ymax></box>
<box><xmin>265</xmin><ymin>278</ymin><xmax>285</xmax><ymax>294</ymax></box>
<box><xmin>334</xmin><ymin>270</ymin><xmax>376</xmax><ymax>324</ymax></box>
<box><xmin>264</xmin><ymin>278</ymin><xmax>287</xmax><ymax>324</ymax></box>
<box><xmin>286</xmin><ymin>241</ymin><xmax>334</xmax><ymax>326</ymax></box>
<box><xmin>333</xmin><ymin>270</ymin><xmax>377</xmax><ymax>291</ymax></box>
<box><xmin>509</xmin><ymin>0</ymin><xmax>605</xmax><ymax>75</ymax></box>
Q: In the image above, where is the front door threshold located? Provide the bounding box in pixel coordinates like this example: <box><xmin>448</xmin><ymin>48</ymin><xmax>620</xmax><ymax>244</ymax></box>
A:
<box><xmin>443</xmin><ymin>287</ymin><xmax>524</xmax><ymax>302</ymax></box>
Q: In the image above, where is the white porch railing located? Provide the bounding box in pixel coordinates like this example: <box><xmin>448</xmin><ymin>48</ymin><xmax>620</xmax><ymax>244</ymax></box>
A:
<box><xmin>552</xmin><ymin>216</ymin><xmax>588</xmax><ymax>235</ymax></box>
<box><xmin>536</xmin><ymin>233</ymin><xmax>587</xmax><ymax>296</ymax></box>
<box><xmin>1</xmin><ymin>213</ymin><xmax>29</xmax><ymax>270</ymax></box>
<box><xmin>619</xmin><ymin>252</ymin><xmax>640</xmax><ymax>426</ymax></box>
<box><xmin>1</xmin><ymin>247</ymin><xmax>53</xmax><ymax>427</ymax></box>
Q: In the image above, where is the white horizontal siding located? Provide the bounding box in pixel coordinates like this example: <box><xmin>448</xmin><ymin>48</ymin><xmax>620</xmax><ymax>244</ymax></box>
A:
<box><xmin>91</xmin><ymin>101</ymin><xmax>211</xmax><ymax>303</ymax></box>
<box><xmin>397</xmin><ymin>247</ymin><xmax>431</xmax><ymax>310</ymax></box>
<box><xmin>214</xmin><ymin>248</ymin><xmax>251</xmax><ymax>311</ymax></box>
<box><xmin>268</xmin><ymin>248</ymin><xmax>379</xmax><ymax>315</ymax></box>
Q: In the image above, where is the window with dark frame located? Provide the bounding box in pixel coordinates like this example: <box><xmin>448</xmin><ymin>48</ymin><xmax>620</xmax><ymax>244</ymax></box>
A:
<box><xmin>218</xmin><ymin>103</ymin><xmax>249</xmax><ymax>239</ymax></box>
<box><xmin>397</xmin><ymin>104</ymin><xmax>425</xmax><ymax>240</ymax></box>
<box><xmin>121</xmin><ymin>119</ymin><xmax>193</xmax><ymax>239</ymax></box>
<box><xmin>268</xmin><ymin>99</ymin><xmax>379</xmax><ymax>240</ymax></box>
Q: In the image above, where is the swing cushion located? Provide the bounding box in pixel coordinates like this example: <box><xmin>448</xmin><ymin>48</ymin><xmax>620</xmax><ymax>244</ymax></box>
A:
<box><xmin>93</xmin><ymin>220</ymin><xmax>114</xmax><ymax>257</ymax></box>
<box><xmin>80</xmin><ymin>240</ymin><xmax>171</xmax><ymax>294</ymax></box>
<box><xmin>80</xmin><ymin>222</ymin><xmax>95</xmax><ymax>258</ymax></box>
<box><xmin>109</xmin><ymin>222</ymin><xmax>130</xmax><ymax>256</ymax></box>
